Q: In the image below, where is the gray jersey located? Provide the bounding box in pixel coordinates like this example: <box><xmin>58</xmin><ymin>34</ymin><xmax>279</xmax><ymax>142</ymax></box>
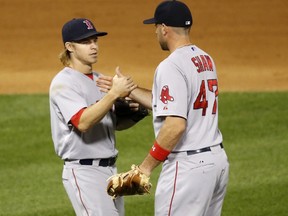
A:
<box><xmin>152</xmin><ymin>45</ymin><xmax>223</xmax><ymax>151</ymax></box>
<box><xmin>49</xmin><ymin>67</ymin><xmax>117</xmax><ymax>160</ymax></box>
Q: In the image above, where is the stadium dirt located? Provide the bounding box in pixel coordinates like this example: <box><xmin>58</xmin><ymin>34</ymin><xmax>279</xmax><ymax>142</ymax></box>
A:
<box><xmin>0</xmin><ymin>0</ymin><xmax>287</xmax><ymax>94</ymax></box>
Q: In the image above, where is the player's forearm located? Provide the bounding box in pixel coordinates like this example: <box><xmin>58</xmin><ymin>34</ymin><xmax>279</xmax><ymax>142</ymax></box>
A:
<box><xmin>156</xmin><ymin>116</ymin><xmax>186</xmax><ymax>151</ymax></box>
<box><xmin>129</xmin><ymin>87</ymin><xmax>152</xmax><ymax>109</ymax></box>
<box><xmin>139</xmin><ymin>116</ymin><xmax>186</xmax><ymax>176</ymax></box>
<box><xmin>77</xmin><ymin>92</ymin><xmax>118</xmax><ymax>132</ymax></box>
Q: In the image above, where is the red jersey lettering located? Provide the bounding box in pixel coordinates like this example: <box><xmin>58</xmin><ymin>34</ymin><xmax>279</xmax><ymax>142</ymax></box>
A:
<box><xmin>191</xmin><ymin>55</ymin><xmax>214</xmax><ymax>73</ymax></box>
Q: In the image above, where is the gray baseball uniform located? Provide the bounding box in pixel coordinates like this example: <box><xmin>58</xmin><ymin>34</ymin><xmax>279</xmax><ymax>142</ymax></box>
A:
<box><xmin>152</xmin><ymin>45</ymin><xmax>229</xmax><ymax>216</ymax></box>
<box><xmin>49</xmin><ymin>67</ymin><xmax>123</xmax><ymax>216</ymax></box>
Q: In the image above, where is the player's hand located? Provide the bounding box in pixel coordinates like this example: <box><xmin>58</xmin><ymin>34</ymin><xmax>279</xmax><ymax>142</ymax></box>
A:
<box><xmin>110</xmin><ymin>67</ymin><xmax>137</xmax><ymax>98</ymax></box>
<box><xmin>96</xmin><ymin>75</ymin><xmax>113</xmax><ymax>93</ymax></box>
<box><xmin>125</xmin><ymin>97</ymin><xmax>140</xmax><ymax>112</ymax></box>
<box><xmin>116</xmin><ymin>66</ymin><xmax>138</xmax><ymax>94</ymax></box>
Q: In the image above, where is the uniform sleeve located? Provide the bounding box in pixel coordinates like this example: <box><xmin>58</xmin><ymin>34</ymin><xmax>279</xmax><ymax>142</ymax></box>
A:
<box><xmin>154</xmin><ymin>60</ymin><xmax>188</xmax><ymax>119</ymax></box>
<box><xmin>50</xmin><ymin>81</ymin><xmax>87</xmax><ymax>124</ymax></box>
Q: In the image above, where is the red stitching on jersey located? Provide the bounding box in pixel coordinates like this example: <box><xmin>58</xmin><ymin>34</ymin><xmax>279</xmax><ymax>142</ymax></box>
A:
<box><xmin>72</xmin><ymin>169</ymin><xmax>89</xmax><ymax>216</ymax></box>
<box><xmin>168</xmin><ymin>161</ymin><xmax>179</xmax><ymax>216</ymax></box>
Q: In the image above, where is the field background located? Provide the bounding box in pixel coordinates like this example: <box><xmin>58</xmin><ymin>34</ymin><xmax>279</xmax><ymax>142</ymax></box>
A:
<box><xmin>0</xmin><ymin>0</ymin><xmax>287</xmax><ymax>93</ymax></box>
<box><xmin>0</xmin><ymin>0</ymin><xmax>287</xmax><ymax>215</ymax></box>
<box><xmin>0</xmin><ymin>93</ymin><xmax>288</xmax><ymax>216</ymax></box>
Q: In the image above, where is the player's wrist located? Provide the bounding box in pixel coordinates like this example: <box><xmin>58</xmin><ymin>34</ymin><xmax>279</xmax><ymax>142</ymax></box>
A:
<box><xmin>128</xmin><ymin>86</ymin><xmax>138</xmax><ymax>99</ymax></box>
<box><xmin>137</xmin><ymin>164</ymin><xmax>151</xmax><ymax>177</ymax></box>
<box><xmin>107</xmin><ymin>89</ymin><xmax>121</xmax><ymax>100</ymax></box>
<box><xmin>149</xmin><ymin>140</ymin><xmax>171</xmax><ymax>162</ymax></box>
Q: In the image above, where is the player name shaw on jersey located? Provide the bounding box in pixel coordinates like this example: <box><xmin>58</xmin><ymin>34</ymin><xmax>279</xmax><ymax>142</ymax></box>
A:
<box><xmin>191</xmin><ymin>54</ymin><xmax>214</xmax><ymax>73</ymax></box>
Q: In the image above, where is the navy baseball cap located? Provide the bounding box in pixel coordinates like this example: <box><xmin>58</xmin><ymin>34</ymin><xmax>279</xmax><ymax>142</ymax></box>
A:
<box><xmin>143</xmin><ymin>0</ymin><xmax>192</xmax><ymax>27</ymax></box>
<box><xmin>62</xmin><ymin>18</ymin><xmax>107</xmax><ymax>43</ymax></box>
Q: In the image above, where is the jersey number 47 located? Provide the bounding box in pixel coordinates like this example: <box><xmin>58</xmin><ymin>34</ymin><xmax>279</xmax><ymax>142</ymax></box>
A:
<box><xmin>193</xmin><ymin>79</ymin><xmax>218</xmax><ymax>116</ymax></box>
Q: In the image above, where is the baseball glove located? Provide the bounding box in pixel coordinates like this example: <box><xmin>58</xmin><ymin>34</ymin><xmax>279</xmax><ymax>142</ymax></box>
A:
<box><xmin>107</xmin><ymin>164</ymin><xmax>152</xmax><ymax>199</ymax></box>
<box><xmin>114</xmin><ymin>98</ymin><xmax>149</xmax><ymax>122</ymax></box>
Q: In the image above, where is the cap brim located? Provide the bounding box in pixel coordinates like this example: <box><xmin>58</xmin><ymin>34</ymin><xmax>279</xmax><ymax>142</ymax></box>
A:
<box><xmin>95</xmin><ymin>32</ymin><xmax>108</xmax><ymax>37</ymax></box>
<box><xmin>74</xmin><ymin>31</ymin><xmax>108</xmax><ymax>41</ymax></box>
<box><xmin>143</xmin><ymin>18</ymin><xmax>156</xmax><ymax>24</ymax></box>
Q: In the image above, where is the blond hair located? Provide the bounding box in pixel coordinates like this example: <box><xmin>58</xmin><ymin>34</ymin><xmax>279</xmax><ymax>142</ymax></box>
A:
<box><xmin>59</xmin><ymin>49</ymin><xmax>71</xmax><ymax>66</ymax></box>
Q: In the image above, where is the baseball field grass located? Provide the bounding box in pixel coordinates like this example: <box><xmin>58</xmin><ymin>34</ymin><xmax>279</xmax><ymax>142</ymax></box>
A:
<box><xmin>0</xmin><ymin>92</ymin><xmax>287</xmax><ymax>216</ymax></box>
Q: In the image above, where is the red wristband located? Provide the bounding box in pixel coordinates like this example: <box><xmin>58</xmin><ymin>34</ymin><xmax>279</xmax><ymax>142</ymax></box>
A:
<box><xmin>149</xmin><ymin>141</ymin><xmax>170</xmax><ymax>162</ymax></box>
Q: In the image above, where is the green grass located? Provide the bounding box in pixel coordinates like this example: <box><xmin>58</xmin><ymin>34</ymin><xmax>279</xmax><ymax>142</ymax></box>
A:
<box><xmin>0</xmin><ymin>92</ymin><xmax>287</xmax><ymax>215</ymax></box>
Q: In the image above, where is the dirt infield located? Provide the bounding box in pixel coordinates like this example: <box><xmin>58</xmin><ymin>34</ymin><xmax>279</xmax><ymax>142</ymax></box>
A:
<box><xmin>0</xmin><ymin>0</ymin><xmax>287</xmax><ymax>94</ymax></box>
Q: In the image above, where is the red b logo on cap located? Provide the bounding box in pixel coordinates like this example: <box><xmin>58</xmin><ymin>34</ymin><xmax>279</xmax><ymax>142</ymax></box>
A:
<box><xmin>83</xmin><ymin>20</ymin><xmax>94</xmax><ymax>29</ymax></box>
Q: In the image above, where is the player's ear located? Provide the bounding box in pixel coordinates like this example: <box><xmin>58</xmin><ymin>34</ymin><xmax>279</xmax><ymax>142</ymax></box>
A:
<box><xmin>161</xmin><ymin>24</ymin><xmax>168</xmax><ymax>35</ymax></box>
<box><xmin>65</xmin><ymin>42</ymin><xmax>74</xmax><ymax>52</ymax></box>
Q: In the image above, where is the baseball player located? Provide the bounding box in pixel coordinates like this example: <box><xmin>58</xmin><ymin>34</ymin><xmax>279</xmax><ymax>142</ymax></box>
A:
<box><xmin>49</xmin><ymin>18</ymin><xmax>142</xmax><ymax>216</ymax></box>
<box><xmin>100</xmin><ymin>1</ymin><xmax>230</xmax><ymax>215</ymax></box>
